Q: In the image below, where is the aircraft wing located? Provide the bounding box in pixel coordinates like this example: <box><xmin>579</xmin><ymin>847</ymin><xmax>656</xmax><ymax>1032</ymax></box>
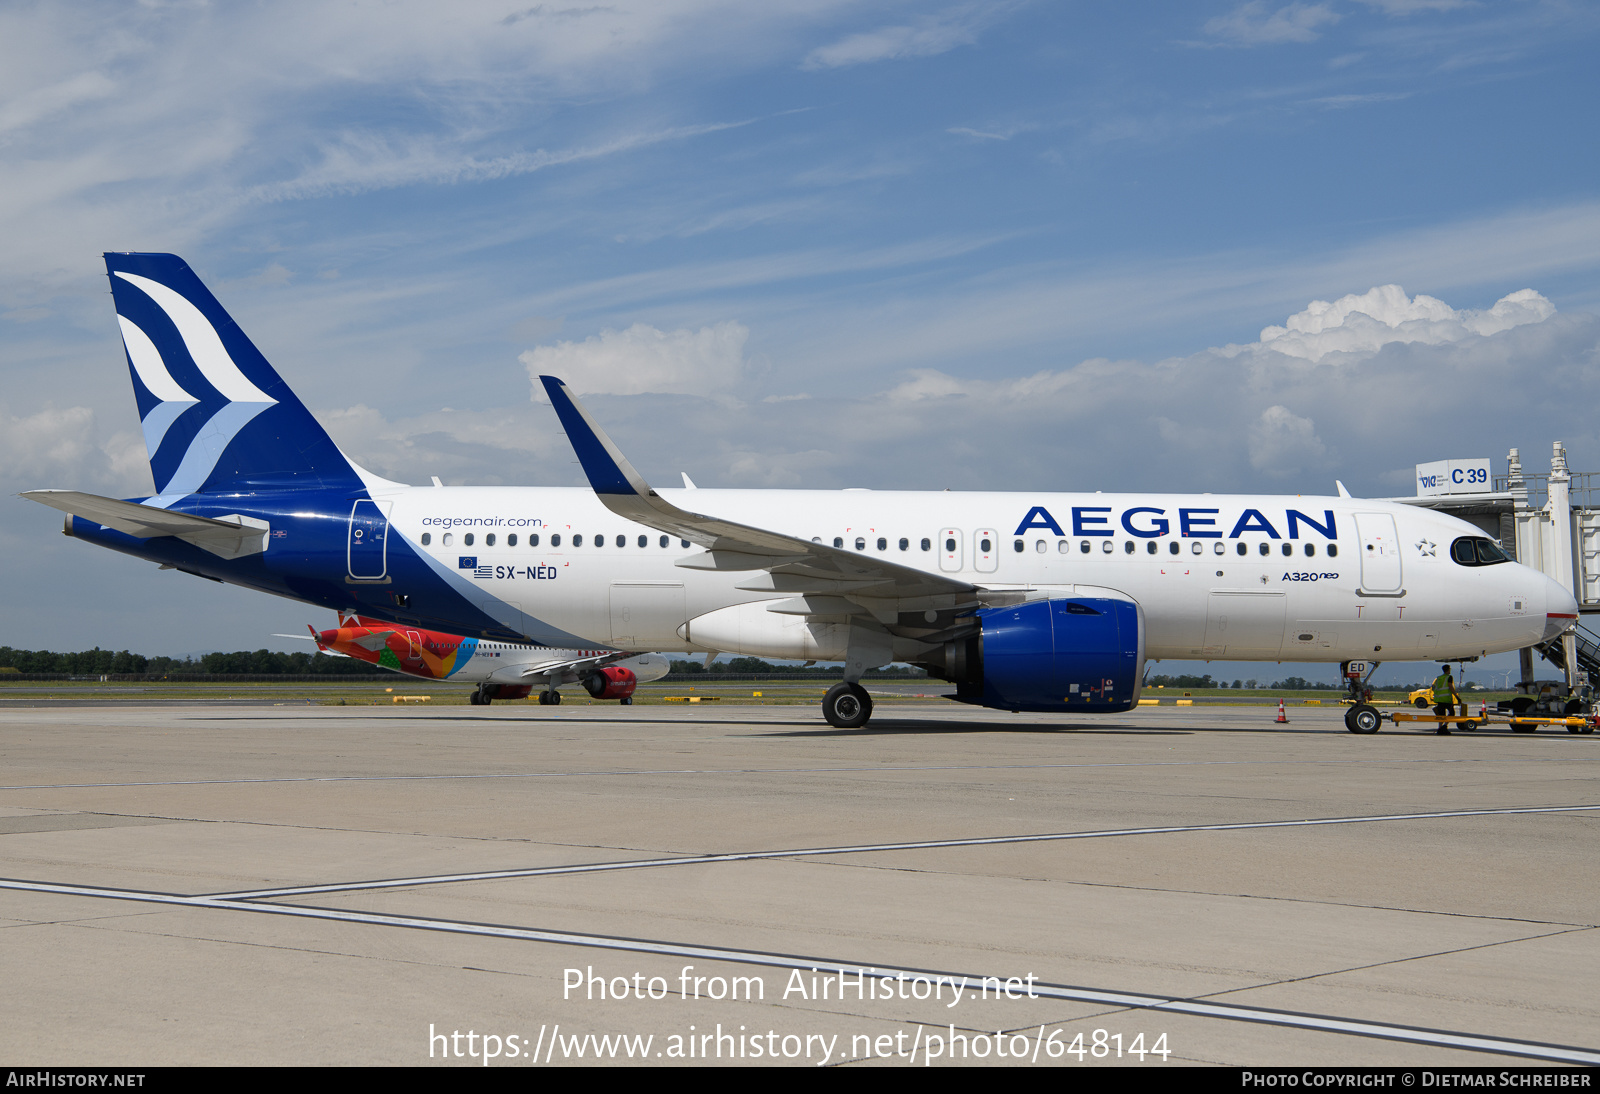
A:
<box><xmin>539</xmin><ymin>376</ymin><xmax>1015</xmax><ymax>628</ymax></box>
<box><xmin>22</xmin><ymin>489</ymin><xmax>268</xmax><ymax>560</ymax></box>
<box><xmin>514</xmin><ymin>651</ymin><xmax>633</xmax><ymax>682</ymax></box>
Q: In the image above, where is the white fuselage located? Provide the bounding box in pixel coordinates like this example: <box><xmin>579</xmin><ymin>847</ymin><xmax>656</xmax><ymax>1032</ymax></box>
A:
<box><xmin>366</xmin><ymin>486</ymin><xmax>1573</xmax><ymax>666</ymax></box>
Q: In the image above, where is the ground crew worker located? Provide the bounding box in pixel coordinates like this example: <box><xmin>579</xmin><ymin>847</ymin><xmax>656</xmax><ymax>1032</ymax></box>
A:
<box><xmin>1431</xmin><ymin>665</ymin><xmax>1460</xmax><ymax>735</ymax></box>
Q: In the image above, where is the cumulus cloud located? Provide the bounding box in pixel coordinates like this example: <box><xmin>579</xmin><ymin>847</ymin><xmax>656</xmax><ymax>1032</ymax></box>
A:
<box><xmin>1248</xmin><ymin>405</ymin><xmax>1327</xmax><ymax>476</ymax></box>
<box><xmin>1247</xmin><ymin>284</ymin><xmax>1554</xmax><ymax>361</ymax></box>
<box><xmin>519</xmin><ymin>320</ymin><xmax>749</xmax><ymax>396</ymax></box>
<box><xmin>1201</xmin><ymin>2</ymin><xmax>1340</xmax><ymax>46</ymax></box>
<box><xmin>0</xmin><ymin>405</ymin><xmax>150</xmax><ymax>495</ymax></box>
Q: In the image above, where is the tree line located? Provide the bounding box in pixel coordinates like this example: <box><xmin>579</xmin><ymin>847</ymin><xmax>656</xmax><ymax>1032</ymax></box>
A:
<box><xmin>0</xmin><ymin>646</ymin><xmax>385</xmax><ymax>676</ymax></box>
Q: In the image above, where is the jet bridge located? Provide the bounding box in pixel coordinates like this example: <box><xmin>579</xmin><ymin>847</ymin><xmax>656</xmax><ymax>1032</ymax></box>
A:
<box><xmin>1393</xmin><ymin>442</ymin><xmax>1600</xmax><ymax>706</ymax></box>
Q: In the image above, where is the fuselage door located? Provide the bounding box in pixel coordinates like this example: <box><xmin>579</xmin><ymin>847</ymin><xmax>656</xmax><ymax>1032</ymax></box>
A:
<box><xmin>347</xmin><ymin>499</ymin><xmax>391</xmax><ymax>580</ymax></box>
<box><xmin>1355</xmin><ymin>512</ymin><xmax>1403</xmax><ymax>592</ymax></box>
<box><xmin>974</xmin><ymin>528</ymin><xmax>998</xmax><ymax>573</ymax></box>
<box><xmin>405</xmin><ymin>631</ymin><xmax>423</xmax><ymax>662</ymax></box>
<box><xmin>939</xmin><ymin>528</ymin><xmax>963</xmax><ymax>572</ymax></box>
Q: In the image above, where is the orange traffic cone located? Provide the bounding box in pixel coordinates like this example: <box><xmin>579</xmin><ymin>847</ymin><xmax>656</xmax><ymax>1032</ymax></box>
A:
<box><xmin>1275</xmin><ymin>698</ymin><xmax>1288</xmax><ymax>724</ymax></box>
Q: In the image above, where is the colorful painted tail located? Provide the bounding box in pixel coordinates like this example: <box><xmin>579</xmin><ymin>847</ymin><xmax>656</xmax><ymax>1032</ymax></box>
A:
<box><xmin>105</xmin><ymin>252</ymin><xmax>363</xmax><ymax>500</ymax></box>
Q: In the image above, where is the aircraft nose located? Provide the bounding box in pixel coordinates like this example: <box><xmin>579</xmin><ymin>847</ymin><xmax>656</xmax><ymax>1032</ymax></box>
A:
<box><xmin>1543</xmin><ymin>575</ymin><xmax>1579</xmax><ymax>642</ymax></box>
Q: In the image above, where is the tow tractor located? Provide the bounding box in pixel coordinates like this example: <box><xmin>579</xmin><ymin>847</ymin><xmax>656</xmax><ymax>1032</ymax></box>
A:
<box><xmin>1336</xmin><ymin>658</ymin><xmax>1597</xmax><ymax>735</ymax></box>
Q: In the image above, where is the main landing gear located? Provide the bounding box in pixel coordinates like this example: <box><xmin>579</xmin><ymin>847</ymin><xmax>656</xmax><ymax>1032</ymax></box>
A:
<box><xmin>537</xmin><ymin>690</ymin><xmax>562</xmax><ymax>705</ymax></box>
<box><xmin>470</xmin><ymin>686</ymin><xmax>491</xmax><ymax>706</ymax></box>
<box><xmin>822</xmin><ymin>681</ymin><xmax>873</xmax><ymax>729</ymax></box>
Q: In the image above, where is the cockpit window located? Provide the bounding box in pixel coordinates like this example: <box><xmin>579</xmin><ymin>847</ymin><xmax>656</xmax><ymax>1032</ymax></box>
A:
<box><xmin>1451</xmin><ymin>536</ymin><xmax>1510</xmax><ymax>566</ymax></box>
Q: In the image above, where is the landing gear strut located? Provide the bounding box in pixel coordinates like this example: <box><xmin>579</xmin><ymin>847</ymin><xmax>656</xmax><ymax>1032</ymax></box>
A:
<box><xmin>822</xmin><ymin>681</ymin><xmax>873</xmax><ymax>729</ymax></box>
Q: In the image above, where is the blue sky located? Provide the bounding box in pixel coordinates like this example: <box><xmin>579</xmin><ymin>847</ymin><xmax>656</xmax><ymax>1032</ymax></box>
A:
<box><xmin>2</xmin><ymin>0</ymin><xmax>1599</xmax><ymax>684</ymax></box>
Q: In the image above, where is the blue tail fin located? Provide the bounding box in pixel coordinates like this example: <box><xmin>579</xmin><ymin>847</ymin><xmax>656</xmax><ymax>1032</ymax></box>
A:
<box><xmin>104</xmin><ymin>252</ymin><xmax>364</xmax><ymax>499</ymax></box>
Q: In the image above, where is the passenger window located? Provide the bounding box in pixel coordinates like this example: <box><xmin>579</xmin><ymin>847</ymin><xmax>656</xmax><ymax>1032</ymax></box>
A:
<box><xmin>551</xmin><ymin>534</ymin><xmax>560</xmax><ymax>547</ymax></box>
<box><xmin>420</xmin><ymin>532</ymin><xmax>431</xmax><ymax>546</ymax></box>
<box><xmin>1328</xmin><ymin>544</ymin><xmax>1337</xmax><ymax>558</ymax></box>
<box><xmin>1124</xmin><ymin>540</ymin><xmax>1134</xmax><ymax>554</ymax></box>
<box><xmin>855</xmin><ymin>537</ymin><xmax>866</xmax><ymax>551</ymax></box>
<box><xmin>1101</xmin><ymin>540</ymin><xmax>1113</xmax><ymax>554</ymax></box>
<box><xmin>1013</xmin><ymin>539</ymin><xmax>1023</xmax><ymax>552</ymax></box>
<box><xmin>486</xmin><ymin>533</ymin><xmax>496</xmax><ymax>547</ymax></box>
<box><xmin>980</xmin><ymin>537</ymin><xmax>992</xmax><ymax>553</ymax></box>
<box><xmin>660</xmin><ymin>535</ymin><xmax>669</xmax><ymax>548</ymax></box>
<box><xmin>1147</xmin><ymin>541</ymin><xmax>1157</xmax><ymax>555</ymax></box>
<box><xmin>1213</xmin><ymin>542</ymin><xmax>1224</xmax><ymax>555</ymax></box>
<box><xmin>1305</xmin><ymin>543</ymin><xmax>1315</xmax><ymax>557</ymax></box>
<box><xmin>638</xmin><ymin>535</ymin><xmax>647</xmax><ymax>548</ymax></box>
<box><xmin>1282</xmin><ymin>543</ymin><xmax>1292</xmax><ymax>557</ymax></box>
<box><xmin>594</xmin><ymin>535</ymin><xmax>603</xmax><ymax>548</ymax></box>
<box><xmin>1259</xmin><ymin>542</ymin><xmax>1269</xmax><ymax>556</ymax></box>
<box><xmin>1235</xmin><ymin>542</ymin><xmax>1246</xmax><ymax>556</ymax></box>
<box><xmin>681</xmin><ymin>539</ymin><xmax>690</xmax><ymax>548</ymax></box>
<box><xmin>574</xmin><ymin>534</ymin><xmax>583</xmax><ymax>547</ymax></box>
<box><xmin>1038</xmin><ymin>540</ymin><xmax>1048</xmax><ymax>553</ymax></box>
<box><xmin>1191</xmin><ymin>542</ymin><xmax>1202</xmax><ymax>555</ymax></box>
<box><xmin>899</xmin><ymin>538</ymin><xmax>909</xmax><ymax>551</ymax></box>
<box><xmin>530</xmin><ymin>534</ymin><xmax>540</xmax><ymax>547</ymax></box>
<box><xmin>835</xmin><ymin>537</ymin><xmax>844</xmax><ymax>548</ymax></box>
<box><xmin>508</xmin><ymin>534</ymin><xmax>517</xmax><ymax>547</ymax></box>
<box><xmin>1169</xmin><ymin>541</ymin><xmax>1180</xmax><ymax>555</ymax></box>
<box><xmin>464</xmin><ymin>533</ymin><xmax>474</xmax><ymax>547</ymax></box>
<box><xmin>616</xmin><ymin>535</ymin><xmax>626</xmax><ymax>547</ymax></box>
<box><xmin>877</xmin><ymin>537</ymin><xmax>887</xmax><ymax>551</ymax></box>
<box><xmin>921</xmin><ymin>538</ymin><xmax>931</xmax><ymax>551</ymax></box>
<box><xmin>1080</xmin><ymin>540</ymin><xmax>1091</xmax><ymax>554</ymax></box>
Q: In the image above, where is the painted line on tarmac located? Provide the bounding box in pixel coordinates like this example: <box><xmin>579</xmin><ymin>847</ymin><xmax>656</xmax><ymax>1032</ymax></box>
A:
<box><xmin>207</xmin><ymin>803</ymin><xmax>1600</xmax><ymax>900</ymax></box>
<box><xmin>0</xmin><ymin>874</ymin><xmax>1595</xmax><ymax>1065</ymax></box>
<box><xmin>3</xmin><ymin>754</ymin><xmax>1595</xmax><ymax>792</ymax></box>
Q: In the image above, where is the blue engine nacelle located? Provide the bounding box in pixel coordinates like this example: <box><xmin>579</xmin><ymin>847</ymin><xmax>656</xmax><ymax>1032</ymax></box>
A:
<box><xmin>939</xmin><ymin>596</ymin><xmax>1145</xmax><ymax>713</ymax></box>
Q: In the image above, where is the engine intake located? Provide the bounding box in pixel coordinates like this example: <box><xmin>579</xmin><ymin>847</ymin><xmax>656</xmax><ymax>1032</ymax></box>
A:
<box><xmin>583</xmin><ymin>665</ymin><xmax>638</xmax><ymax>700</ymax></box>
<box><xmin>930</xmin><ymin>597</ymin><xmax>1144</xmax><ymax>713</ymax></box>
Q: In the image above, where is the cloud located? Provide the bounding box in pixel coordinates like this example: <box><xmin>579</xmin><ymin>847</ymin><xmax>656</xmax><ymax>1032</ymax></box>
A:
<box><xmin>1201</xmin><ymin>2</ymin><xmax>1340</xmax><ymax>46</ymax></box>
<box><xmin>1245</xmin><ymin>284</ymin><xmax>1554</xmax><ymax>361</ymax></box>
<box><xmin>802</xmin><ymin>6</ymin><xmax>998</xmax><ymax>70</ymax></box>
<box><xmin>519</xmin><ymin>320</ymin><xmax>749</xmax><ymax>396</ymax></box>
<box><xmin>1355</xmin><ymin>0</ymin><xmax>1474</xmax><ymax>13</ymax></box>
<box><xmin>0</xmin><ymin>404</ymin><xmax>150</xmax><ymax>496</ymax></box>
<box><xmin>1248</xmin><ymin>405</ymin><xmax>1326</xmax><ymax>476</ymax></box>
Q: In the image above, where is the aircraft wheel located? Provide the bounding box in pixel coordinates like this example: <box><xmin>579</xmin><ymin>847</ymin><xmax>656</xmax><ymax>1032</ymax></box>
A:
<box><xmin>1344</xmin><ymin>703</ymin><xmax>1381</xmax><ymax>734</ymax></box>
<box><xmin>620</xmin><ymin>696</ymin><xmax>633</xmax><ymax>705</ymax></box>
<box><xmin>849</xmin><ymin>681</ymin><xmax>873</xmax><ymax>721</ymax></box>
<box><xmin>823</xmin><ymin>682</ymin><xmax>871</xmax><ymax>729</ymax></box>
<box><xmin>468</xmin><ymin>691</ymin><xmax>482</xmax><ymax>706</ymax></box>
<box><xmin>536</xmin><ymin>691</ymin><xmax>549</xmax><ymax>706</ymax></box>
<box><xmin>547</xmin><ymin>690</ymin><xmax>561</xmax><ymax>706</ymax></box>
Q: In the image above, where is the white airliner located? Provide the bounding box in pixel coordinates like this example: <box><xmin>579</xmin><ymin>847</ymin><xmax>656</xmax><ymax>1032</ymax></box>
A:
<box><xmin>23</xmin><ymin>253</ymin><xmax>1579</xmax><ymax>731</ymax></box>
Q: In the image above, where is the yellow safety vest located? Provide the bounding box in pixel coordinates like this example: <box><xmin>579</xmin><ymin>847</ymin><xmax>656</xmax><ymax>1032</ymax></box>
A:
<box><xmin>1431</xmin><ymin>674</ymin><xmax>1455</xmax><ymax>704</ymax></box>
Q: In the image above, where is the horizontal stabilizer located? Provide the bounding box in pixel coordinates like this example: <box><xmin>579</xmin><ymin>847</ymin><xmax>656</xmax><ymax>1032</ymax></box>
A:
<box><xmin>23</xmin><ymin>489</ymin><xmax>269</xmax><ymax>560</ymax></box>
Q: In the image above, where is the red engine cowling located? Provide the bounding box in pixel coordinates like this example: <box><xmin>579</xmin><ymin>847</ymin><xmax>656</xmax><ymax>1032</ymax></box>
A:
<box><xmin>483</xmin><ymin>684</ymin><xmax>533</xmax><ymax>701</ymax></box>
<box><xmin>583</xmin><ymin>665</ymin><xmax>637</xmax><ymax>700</ymax></box>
